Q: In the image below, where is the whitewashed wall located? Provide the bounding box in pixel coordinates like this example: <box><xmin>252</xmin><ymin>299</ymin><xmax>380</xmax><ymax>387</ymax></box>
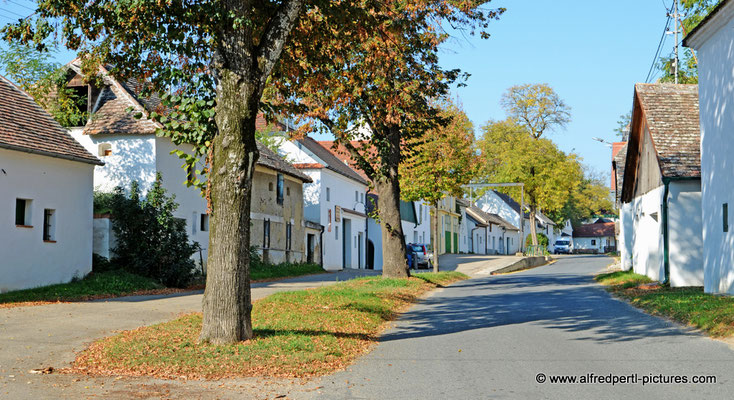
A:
<box><xmin>693</xmin><ymin>13</ymin><xmax>734</xmax><ymax>294</ymax></box>
<box><xmin>572</xmin><ymin>236</ymin><xmax>613</xmax><ymax>252</ymax></box>
<box><xmin>155</xmin><ymin>137</ymin><xmax>209</xmax><ymax>264</ymax></box>
<box><xmin>619</xmin><ymin>202</ymin><xmax>634</xmax><ymax>270</ymax></box>
<box><xmin>631</xmin><ymin>186</ymin><xmax>665</xmax><ymax>282</ymax></box>
<box><xmin>69</xmin><ymin>129</ymin><xmax>157</xmax><ymax>193</ymax></box>
<box><xmin>0</xmin><ymin>149</ymin><xmax>95</xmax><ymax>291</ymax></box>
<box><xmin>667</xmin><ymin>180</ymin><xmax>704</xmax><ymax>287</ymax></box>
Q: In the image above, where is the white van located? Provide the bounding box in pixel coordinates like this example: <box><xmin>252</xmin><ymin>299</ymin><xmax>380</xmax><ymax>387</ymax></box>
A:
<box><xmin>553</xmin><ymin>238</ymin><xmax>572</xmax><ymax>254</ymax></box>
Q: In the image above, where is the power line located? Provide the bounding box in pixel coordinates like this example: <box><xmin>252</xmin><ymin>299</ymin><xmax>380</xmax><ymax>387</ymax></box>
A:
<box><xmin>3</xmin><ymin>0</ymin><xmax>34</xmax><ymax>12</ymax></box>
<box><xmin>645</xmin><ymin>15</ymin><xmax>672</xmax><ymax>83</ymax></box>
<box><xmin>0</xmin><ymin>6</ymin><xmax>24</xmax><ymax>18</ymax></box>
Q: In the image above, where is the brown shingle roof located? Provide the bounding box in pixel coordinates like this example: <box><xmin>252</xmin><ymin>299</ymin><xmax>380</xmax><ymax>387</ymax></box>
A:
<box><xmin>296</xmin><ymin>137</ymin><xmax>369</xmax><ymax>185</ymax></box>
<box><xmin>573</xmin><ymin>222</ymin><xmax>615</xmax><ymax>238</ymax></box>
<box><xmin>0</xmin><ymin>75</ymin><xmax>103</xmax><ymax>166</ymax></box>
<box><xmin>256</xmin><ymin>142</ymin><xmax>312</xmax><ymax>183</ymax></box>
<box><xmin>635</xmin><ymin>84</ymin><xmax>701</xmax><ymax>178</ymax></box>
<box><xmin>613</xmin><ymin>142</ymin><xmax>628</xmax><ymax>204</ymax></box>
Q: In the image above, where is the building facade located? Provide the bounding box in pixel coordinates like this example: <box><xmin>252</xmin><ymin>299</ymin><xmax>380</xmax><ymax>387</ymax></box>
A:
<box><xmin>0</xmin><ymin>75</ymin><xmax>103</xmax><ymax>291</ymax></box>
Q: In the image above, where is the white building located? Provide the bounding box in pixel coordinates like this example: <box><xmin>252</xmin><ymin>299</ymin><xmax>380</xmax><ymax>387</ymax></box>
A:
<box><xmin>684</xmin><ymin>0</ymin><xmax>734</xmax><ymax>294</ymax></box>
<box><xmin>475</xmin><ymin>190</ymin><xmax>557</xmax><ymax>254</ymax></box>
<box><xmin>0</xmin><ymin>75</ymin><xmax>103</xmax><ymax>292</ymax></box>
<box><xmin>465</xmin><ymin>205</ymin><xmax>520</xmax><ymax>255</ymax></box>
<box><xmin>61</xmin><ymin>61</ymin><xmax>211</xmax><ymax>262</ymax></box>
<box><xmin>619</xmin><ymin>83</ymin><xmax>702</xmax><ymax>287</ymax></box>
<box><xmin>313</xmin><ymin>140</ymin><xmax>432</xmax><ymax>269</ymax></box>
<box><xmin>278</xmin><ymin>136</ymin><xmax>369</xmax><ymax>270</ymax></box>
<box><xmin>572</xmin><ymin>222</ymin><xmax>616</xmax><ymax>254</ymax></box>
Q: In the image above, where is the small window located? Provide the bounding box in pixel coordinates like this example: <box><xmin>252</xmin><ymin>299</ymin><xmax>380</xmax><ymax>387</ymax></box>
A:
<box><xmin>200</xmin><ymin>213</ymin><xmax>209</xmax><ymax>232</ymax></box>
<box><xmin>286</xmin><ymin>187</ymin><xmax>291</xmax><ymax>196</ymax></box>
<box><xmin>286</xmin><ymin>222</ymin><xmax>292</xmax><ymax>251</ymax></box>
<box><xmin>98</xmin><ymin>143</ymin><xmax>112</xmax><ymax>156</ymax></box>
<box><xmin>15</xmin><ymin>198</ymin><xmax>32</xmax><ymax>226</ymax></box>
<box><xmin>355</xmin><ymin>191</ymin><xmax>359</xmax><ymax>202</ymax></box>
<box><xmin>263</xmin><ymin>219</ymin><xmax>271</xmax><ymax>249</ymax></box>
<box><xmin>43</xmin><ymin>209</ymin><xmax>56</xmax><ymax>242</ymax></box>
<box><xmin>335</xmin><ymin>225</ymin><xmax>339</xmax><ymax>240</ymax></box>
<box><xmin>326</xmin><ymin>187</ymin><xmax>331</xmax><ymax>202</ymax></box>
<box><xmin>186</xmin><ymin>165</ymin><xmax>195</xmax><ymax>183</ymax></box>
<box><xmin>724</xmin><ymin>203</ymin><xmax>729</xmax><ymax>233</ymax></box>
<box><xmin>360</xmin><ymin>193</ymin><xmax>364</xmax><ymax>204</ymax></box>
<box><xmin>591</xmin><ymin>239</ymin><xmax>596</xmax><ymax>246</ymax></box>
<box><xmin>276</xmin><ymin>173</ymin><xmax>284</xmax><ymax>205</ymax></box>
<box><xmin>269</xmin><ymin>182</ymin><xmax>273</xmax><ymax>191</ymax></box>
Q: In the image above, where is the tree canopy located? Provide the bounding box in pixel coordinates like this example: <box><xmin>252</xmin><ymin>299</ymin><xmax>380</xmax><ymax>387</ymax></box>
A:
<box><xmin>500</xmin><ymin>83</ymin><xmax>570</xmax><ymax>140</ymax></box>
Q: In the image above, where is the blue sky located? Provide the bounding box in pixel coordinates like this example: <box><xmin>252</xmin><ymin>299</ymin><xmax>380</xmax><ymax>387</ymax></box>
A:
<box><xmin>0</xmin><ymin>0</ymin><xmax>679</xmax><ymax>179</ymax></box>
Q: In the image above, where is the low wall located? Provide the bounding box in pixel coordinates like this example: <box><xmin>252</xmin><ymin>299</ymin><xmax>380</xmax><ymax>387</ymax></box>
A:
<box><xmin>491</xmin><ymin>256</ymin><xmax>551</xmax><ymax>275</ymax></box>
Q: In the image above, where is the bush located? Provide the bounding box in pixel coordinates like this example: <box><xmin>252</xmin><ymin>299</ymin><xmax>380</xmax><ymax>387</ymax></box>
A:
<box><xmin>93</xmin><ymin>191</ymin><xmax>116</xmax><ymax>214</ymax></box>
<box><xmin>109</xmin><ymin>175</ymin><xmax>199</xmax><ymax>287</ymax></box>
<box><xmin>525</xmin><ymin>232</ymin><xmax>549</xmax><ymax>248</ymax></box>
<box><xmin>92</xmin><ymin>253</ymin><xmax>115</xmax><ymax>273</ymax></box>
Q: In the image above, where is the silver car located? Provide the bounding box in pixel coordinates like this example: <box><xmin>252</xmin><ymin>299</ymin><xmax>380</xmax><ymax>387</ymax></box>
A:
<box><xmin>408</xmin><ymin>243</ymin><xmax>432</xmax><ymax>268</ymax></box>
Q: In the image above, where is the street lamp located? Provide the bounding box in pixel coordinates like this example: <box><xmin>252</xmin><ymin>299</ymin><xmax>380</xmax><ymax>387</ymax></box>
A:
<box><xmin>592</xmin><ymin>137</ymin><xmax>613</xmax><ymax>148</ymax></box>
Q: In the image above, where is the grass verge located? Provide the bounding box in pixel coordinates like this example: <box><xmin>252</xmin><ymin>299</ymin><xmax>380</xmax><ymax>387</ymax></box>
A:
<box><xmin>596</xmin><ymin>270</ymin><xmax>734</xmax><ymax>337</ymax></box>
<box><xmin>0</xmin><ymin>270</ymin><xmax>162</xmax><ymax>307</ymax></box>
<box><xmin>67</xmin><ymin>271</ymin><xmax>468</xmax><ymax>379</ymax></box>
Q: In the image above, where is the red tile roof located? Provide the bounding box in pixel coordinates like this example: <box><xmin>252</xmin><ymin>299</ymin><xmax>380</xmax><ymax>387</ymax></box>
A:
<box><xmin>0</xmin><ymin>75</ymin><xmax>103</xmax><ymax>165</ymax></box>
<box><xmin>572</xmin><ymin>222</ymin><xmax>615</xmax><ymax>238</ymax></box>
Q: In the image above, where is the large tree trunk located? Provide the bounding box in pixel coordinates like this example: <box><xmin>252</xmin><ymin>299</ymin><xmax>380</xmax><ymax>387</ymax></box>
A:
<box><xmin>432</xmin><ymin>200</ymin><xmax>439</xmax><ymax>273</ymax></box>
<box><xmin>199</xmin><ymin>70</ymin><xmax>260</xmax><ymax>344</ymax></box>
<box><xmin>377</xmin><ymin>126</ymin><xmax>410</xmax><ymax>278</ymax></box>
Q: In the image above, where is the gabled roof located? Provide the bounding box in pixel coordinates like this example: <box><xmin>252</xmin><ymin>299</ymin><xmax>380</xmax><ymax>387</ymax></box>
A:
<box><xmin>64</xmin><ymin>60</ymin><xmax>161</xmax><ymax>136</ymax></box>
<box><xmin>296</xmin><ymin>137</ymin><xmax>369</xmax><ymax>186</ymax></box>
<box><xmin>635</xmin><ymin>84</ymin><xmax>701</xmax><ymax>178</ymax></box>
<box><xmin>0</xmin><ymin>75</ymin><xmax>103</xmax><ymax>166</ymax></box>
<box><xmin>466</xmin><ymin>205</ymin><xmax>519</xmax><ymax>232</ymax></box>
<box><xmin>490</xmin><ymin>190</ymin><xmax>553</xmax><ymax>226</ymax></box>
<box><xmin>317</xmin><ymin>140</ymin><xmax>371</xmax><ymax>182</ymax></box>
<box><xmin>612</xmin><ymin>142</ymin><xmax>628</xmax><ymax>204</ymax></box>
<box><xmin>573</xmin><ymin>222</ymin><xmax>615</xmax><ymax>238</ymax></box>
<box><xmin>256</xmin><ymin>142</ymin><xmax>312</xmax><ymax>183</ymax></box>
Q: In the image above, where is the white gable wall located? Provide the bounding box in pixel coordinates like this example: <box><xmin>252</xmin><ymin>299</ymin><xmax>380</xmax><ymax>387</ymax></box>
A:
<box><xmin>691</xmin><ymin>10</ymin><xmax>734</xmax><ymax>294</ymax></box>
<box><xmin>619</xmin><ymin>202</ymin><xmax>634</xmax><ymax>270</ymax></box>
<box><xmin>0</xmin><ymin>149</ymin><xmax>95</xmax><ymax>291</ymax></box>
<box><xmin>631</xmin><ymin>186</ymin><xmax>665</xmax><ymax>282</ymax></box>
<box><xmin>667</xmin><ymin>180</ymin><xmax>704</xmax><ymax>287</ymax></box>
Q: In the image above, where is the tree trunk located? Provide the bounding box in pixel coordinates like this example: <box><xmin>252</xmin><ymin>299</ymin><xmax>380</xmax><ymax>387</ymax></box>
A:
<box><xmin>432</xmin><ymin>200</ymin><xmax>439</xmax><ymax>273</ymax></box>
<box><xmin>529</xmin><ymin>204</ymin><xmax>538</xmax><ymax>249</ymax></box>
<box><xmin>376</xmin><ymin>178</ymin><xmax>410</xmax><ymax>278</ymax></box>
<box><xmin>376</xmin><ymin>126</ymin><xmax>409</xmax><ymax>278</ymax></box>
<box><xmin>199</xmin><ymin>69</ymin><xmax>260</xmax><ymax>344</ymax></box>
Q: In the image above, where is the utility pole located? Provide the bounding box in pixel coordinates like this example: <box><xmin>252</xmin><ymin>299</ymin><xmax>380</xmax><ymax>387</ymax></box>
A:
<box><xmin>671</xmin><ymin>0</ymin><xmax>680</xmax><ymax>84</ymax></box>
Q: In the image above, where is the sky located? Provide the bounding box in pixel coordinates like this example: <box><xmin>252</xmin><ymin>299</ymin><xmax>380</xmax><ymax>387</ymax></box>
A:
<box><xmin>0</xmin><ymin>0</ymin><xmax>682</xmax><ymax>181</ymax></box>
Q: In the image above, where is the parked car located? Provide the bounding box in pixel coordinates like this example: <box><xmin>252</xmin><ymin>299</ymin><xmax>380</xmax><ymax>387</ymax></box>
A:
<box><xmin>408</xmin><ymin>243</ymin><xmax>432</xmax><ymax>268</ymax></box>
<box><xmin>553</xmin><ymin>238</ymin><xmax>572</xmax><ymax>254</ymax></box>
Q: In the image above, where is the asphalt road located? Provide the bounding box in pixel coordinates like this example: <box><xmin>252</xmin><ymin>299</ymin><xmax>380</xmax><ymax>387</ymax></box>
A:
<box><xmin>304</xmin><ymin>255</ymin><xmax>734</xmax><ymax>400</ymax></box>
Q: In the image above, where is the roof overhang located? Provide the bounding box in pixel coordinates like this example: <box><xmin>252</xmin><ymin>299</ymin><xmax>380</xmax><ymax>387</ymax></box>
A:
<box><xmin>684</xmin><ymin>0</ymin><xmax>734</xmax><ymax>49</ymax></box>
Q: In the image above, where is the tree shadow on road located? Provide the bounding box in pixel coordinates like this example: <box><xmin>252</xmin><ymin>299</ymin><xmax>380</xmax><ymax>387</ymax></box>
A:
<box><xmin>378</xmin><ymin>272</ymin><xmax>696</xmax><ymax>344</ymax></box>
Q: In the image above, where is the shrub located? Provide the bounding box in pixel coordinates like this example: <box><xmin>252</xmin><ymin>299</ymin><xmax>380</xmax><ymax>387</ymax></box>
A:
<box><xmin>525</xmin><ymin>232</ymin><xmax>549</xmax><ymax>248</ymax></box>
<box><xmin>109</xmin><ymin>175</ymin><xmax>199</xmax><ymax>287</ymax></box>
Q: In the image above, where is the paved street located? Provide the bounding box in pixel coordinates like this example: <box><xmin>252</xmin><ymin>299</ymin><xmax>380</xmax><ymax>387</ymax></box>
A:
<box><xmin>304</xmin><ymin>255</ymin><xmax>734</xmax><ymax>399</ymax></box>
<box><xmin>3</xmin><ymin>255</ymin><xmax>734</xmax><ymax>399</ymax></box>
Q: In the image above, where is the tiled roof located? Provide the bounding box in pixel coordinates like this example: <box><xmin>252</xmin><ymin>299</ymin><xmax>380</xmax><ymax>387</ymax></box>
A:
<box><xmin>466</xmin><ymin>205</ymin><xmax>519</xmax><ymax>232</ymax></box>
<box><xmin>613</xmin><ymin>142</ymin><xmax>628</xmax><ymax>204</ymax></box>
<box><xmin>317</xmin><ymin>140</ymin><xmax>371</xmax><ymax>182</ymax></box>
<box><xmin>64</xmin><ymin>60</ymin><xmax>161</xmax><ymax>136</ymax></box>
<box><xmin>0</xmin><ymin>75</ymin><xmax>103</xmax><ymax>166</ymax></box>
<box><xmin>296</xmin><ymin>137</ymin><xmax>369</xmax><ymax>185</ymax></box>
<box><xmin>293</xmin><ymin>163</ymin><xmax>325</xmax><ymax>169</ymax></box>
<box><xmin>256</xmin><ymin>142</ymin><xmax>312</xmax><ymax>183</ymax></box>
<box><xmin>572</xmin><ymin>222</ymin><xmax>615</xmax><ymax>238</ymax></box>
<box><xmin>635</xmin><ymin>84</ymin><xmax>701</xmax><ymax>178</ymax></box>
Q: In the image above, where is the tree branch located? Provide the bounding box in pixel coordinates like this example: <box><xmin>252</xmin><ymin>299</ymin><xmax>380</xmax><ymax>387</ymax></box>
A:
<box><xmin>255</xmin><ymin>0</ymin><xmax>305</xmax><ymax>88</ymax></box>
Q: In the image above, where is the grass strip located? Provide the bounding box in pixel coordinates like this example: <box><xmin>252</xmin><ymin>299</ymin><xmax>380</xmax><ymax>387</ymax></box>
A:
<box><xmin>0</xmin><ymin>270</ymin><xmax>162</xmax><ymax>306</ymax></box>
<box><xmin>67</xmin><ymin>271</ymin><xmax>468</xmax><ymax>379</ymax></box>
<box><xmin>250</xmin><ymin>262</ymin><xmax>325</xmax><ymax>281</ymax></box>
<box><xmin>596</xmin><ymin>270</ymin><xmax>734</xmax><ymax>337</ymax></box>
